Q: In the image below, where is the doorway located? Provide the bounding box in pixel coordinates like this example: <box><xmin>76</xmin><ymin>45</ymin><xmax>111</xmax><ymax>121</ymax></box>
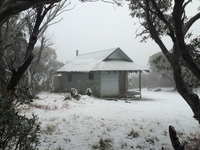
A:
<box><xmin>119</xmin><ymin>71</ymin><xmax>126</xmax><ymax>96</ymax></box>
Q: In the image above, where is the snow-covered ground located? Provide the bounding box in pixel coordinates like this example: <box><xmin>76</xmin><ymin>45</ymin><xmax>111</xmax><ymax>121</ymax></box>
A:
<box><xmin>19</xmin><ymin>88</ymin><xmax>200</xmax><ymax>150</ymax></box>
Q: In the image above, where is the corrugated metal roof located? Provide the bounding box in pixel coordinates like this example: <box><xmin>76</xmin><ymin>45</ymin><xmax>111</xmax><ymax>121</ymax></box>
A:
<box><xmin>57</xmin><ymin>47</ymin><xmax>149</xmax><ymax>72</ymax></box>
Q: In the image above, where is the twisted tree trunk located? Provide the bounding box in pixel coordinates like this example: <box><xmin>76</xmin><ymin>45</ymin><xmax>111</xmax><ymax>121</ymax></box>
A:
<box><xmin>169</xmin><ymin>125</ymin><xmax>186</xmax><ymax>150</ymax></box>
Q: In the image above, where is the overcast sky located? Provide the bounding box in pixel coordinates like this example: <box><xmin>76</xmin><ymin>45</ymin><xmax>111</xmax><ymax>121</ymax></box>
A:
<box><xmin>48</xmin><ymin>0</ymin><xmax>200</xmax><ymax>66</ymax></box>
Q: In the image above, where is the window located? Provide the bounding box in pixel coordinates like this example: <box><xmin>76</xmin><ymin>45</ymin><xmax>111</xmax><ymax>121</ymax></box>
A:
<box><xmin>68</xmin><ymin>73</ymin><xmax>72</xmax><ymax>82</ymax></box>
<box><xmin>89</xmin><ymin>72</ymin><xmax>94</xmax><ymax>80</ymax></box>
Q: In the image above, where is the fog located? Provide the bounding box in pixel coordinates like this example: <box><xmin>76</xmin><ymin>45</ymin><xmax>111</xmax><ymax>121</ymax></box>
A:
<box><xmin>48</xmin><ymin>0</ymin><xmax>200</xmax><ymax>67</ymax></box>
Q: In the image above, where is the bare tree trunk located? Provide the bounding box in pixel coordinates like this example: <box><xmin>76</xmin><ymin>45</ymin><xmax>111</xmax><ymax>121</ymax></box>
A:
<box><xmin>173</xmin><ymin>1</ymin><xmax>200</xmax><ymax>81</ymax></box>
<box><xmin>6</xmin><ymin>5</ymin><xmax>52</xmax><ymax>97</ymax></box>
<box><xmin>171</xmin><ymin>59</ymin><xmax>200</xmax><ymax>122</ymax></box>
<box><xmin>0</xmin><ymin>26</ymin><xmax>6</xmax><ymax>92</ymax></box>
<box><xmin>143</xmin><ymin>0</ymin><xmax>200</xmax><ymax>123</ymax></box>
<box><xmin>7</xmin><ymin>54</ymin><xmax>34</xmax><ymax>91</ymax></box>
<box><xmin>27</xmin><ymin>67</ymin><xmax>32</xmax><ymax>86</ymax></box>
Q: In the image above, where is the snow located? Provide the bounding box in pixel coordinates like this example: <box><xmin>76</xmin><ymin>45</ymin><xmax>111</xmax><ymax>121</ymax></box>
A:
<box><xmin>57</xmin><ymin>48</ymin><xmax>148</xmax><ymax>72</ymax></box>
<box><xmin>19</xmin><ymin>88</ymin><xmax>200</xmax><ymax>150</ymax></box>
<box><xmin>57</xmin><ymin>48</ymin><xmax>116</xmax><ymax>72</ymax></box>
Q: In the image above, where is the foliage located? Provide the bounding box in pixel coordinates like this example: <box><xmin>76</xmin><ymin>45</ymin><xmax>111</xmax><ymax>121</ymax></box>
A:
<box><xmin>70</xmin><ymin>88</ymin><xmax>81</xmax><ymax>100</ymax></box>
<box><xmin>185</xmin><ymin>36</ymin><xmax>200</xmax><ymax>87</ymax></box>
<box><xmin>127</xmin><ymin>129</ymin><xmax>139</xmax><ymax>138</ymax></box>
<box><xmin>128</xmin><ymin>72</ymin><xmax>173</xmax><ymax>89</ymax></box>
<box><xmin>0</xmin><ymin>1</ymin><xmax>66</xmax><ymax>149</ymax></box>
<box><xmin>15</xmin><ymin>86</ymin><xmax>34</xmax><ymax>105</ymax></box>
<box><xmin>148</xmin><ymin>52</ymin><xmax>175</xmax><ymax>88</ymax></box>
<box><xmin>92</xmin><ymin>138</ymin><xmax>113</xmax><ymax>150</ymax></box>
<box><xmin>0</xmin><ymin>96</ymin><xmax>40</xmax><ymax>150</ymax></box>
<box><xmin>129</xmin><ymin>0</ymin><xmax>173</xmax><ymax>42</ymax></box>
<box><xmin>43</xmin><ymin>124</ymin><xmax>56</xmax><ymax>135</ymax></box>
<box><xmin>24</xmin><ymin>46</ymin><xmax>64</xmax><ymax>91</ymax></box>
<box><xmin>149</xmin><ymin>36</ymin><xmax>200</xmax><ymax>88</ymax></box>
<box><xmin>128</xmin><ymin>0</ymin><xmax>200</xmax><ymax>122</ymax></box>
<box><xmin>1</xmin><ymin>12</ymin><xmax>64</xmax><ymax>92</ymax></box>
<box><xmin>0</xmin><ymin>0</ymin><xmax>68</xmax><ymax>95</ymax></box>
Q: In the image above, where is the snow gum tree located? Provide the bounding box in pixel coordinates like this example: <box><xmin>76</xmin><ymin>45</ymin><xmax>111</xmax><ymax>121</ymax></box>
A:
<box><xmin>128</xmin><ymin>0</ymin><xmax>200</xmax><ymax>123</ymax></box>
<box><xmin>26</xmin><ymin>46</ymin><xmax>64</xmax><ymax>92</ymax></box>
<box><xmin>0</xmin><ymin>0</ymin><xmax>62</xmax><ymax>92</ymax></box>
<box><xmin>0</xmin><ymin>1</ymin><xmax>67</xmax><ymax>149</ymax></box>
<box><xmin>0</xmin><ymin>0</ymin><xmax>70</xmax><ymax>101</ymax></box>
<box><xmin>148</xmin><ymin>51</ymin><xmax>176</xmax><ymax>89</ymax></box>
<box><xmin>148</xmin><ymin>38</ymin><xmax>200</xmax><ymax>89</ymax></box>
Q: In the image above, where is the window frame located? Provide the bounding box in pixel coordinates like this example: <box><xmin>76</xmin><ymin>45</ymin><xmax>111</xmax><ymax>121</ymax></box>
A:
<box><xmin>68</xmin><ymin>73</ymin><xmax>72</xmax><ymax>82</ymax></box>
<box><xmin>89</xmin><ymin>72</ymin><xmax>94</xmax><ymax>80</ymax></box>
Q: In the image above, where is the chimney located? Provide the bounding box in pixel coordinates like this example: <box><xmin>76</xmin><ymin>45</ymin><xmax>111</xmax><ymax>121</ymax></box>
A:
<box><xmin>76</xmin><ymin>50</ymin><xmax>79</xmax><ymax>56</ymax></box>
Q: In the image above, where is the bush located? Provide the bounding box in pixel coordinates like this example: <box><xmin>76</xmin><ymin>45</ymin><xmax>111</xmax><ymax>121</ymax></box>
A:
<box><xmin>92</xmin><ymin>138</ymin><xmax>113</xmax><ymax>150</ymax></box>
<box><xmin>70</xmin><ymin>88</ymin><xmax>81</xmax><ymax>100</ymax></box>
<box><xmin>15</xmin><ymin>86</ymin><xmax>34</xmax><ymax>105</ymax></box>
<box><xmin>0</xmin><ymin>95</ymin><xmax>40</xmax><ymax>150</ymax></box>
<box><xmin>128</xmin><ymin>129</ymin><xmax>139</xmax><ymax>139</ymax></box>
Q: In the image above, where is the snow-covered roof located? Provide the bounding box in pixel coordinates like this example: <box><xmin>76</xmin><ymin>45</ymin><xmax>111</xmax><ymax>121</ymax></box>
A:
<box><xmin>57</xmin><ymin>47</ymin><xmax>149</xmax><ymax>72</ymax></box>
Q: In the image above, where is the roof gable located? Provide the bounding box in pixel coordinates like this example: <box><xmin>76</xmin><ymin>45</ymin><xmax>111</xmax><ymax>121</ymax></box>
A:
<box><xmin>104</xmin><ymin>47</ymin><xmax>133</xmax><ymax>62</ymax></box>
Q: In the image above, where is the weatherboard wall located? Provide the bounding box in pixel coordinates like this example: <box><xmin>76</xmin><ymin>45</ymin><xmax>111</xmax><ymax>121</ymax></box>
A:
<box><xmin>61</xmin><ymin>72</ymin><xmax>101</xmax><ymax>95</ymax></box>
<box><xmin>58</xmin><ymin>71</ymin><xmax>128</xmax><ymax>97</ymax></box>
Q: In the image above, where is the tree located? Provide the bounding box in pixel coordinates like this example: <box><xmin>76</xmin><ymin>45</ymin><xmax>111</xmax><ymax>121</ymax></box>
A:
<box><xmin>0</xmin><ymin>0</ymin><xmax>69</xmax><ymax>98</ymax></box>
<box><xmin>1</xmin><ymin>1</ymin><xmax>68</xmax><ymax>94</ymax></box>
<box><xmin>149</xmin><ymin>50</ymin><xmax>200</xmax><ymax>90</ymax></box>
<box><xmin>0</xmin><ymin>0</ymin><xmax>61</xmax><ymax>24</ymax></box>
<box><xmin>6</xmin><ymin>5</ymin><xmax>56</xmax><ymax>97</ymax></box>
<box><xmin>26</xmin><ymin>46</ymin><xmax>64</xmax><ymax>92</ymax></box>
<box><xmin>0</xmin><ymin>0</ymin><xmax>62</xmax><ymax>92</ymax></box>
<box><xmin>0</xmin><ymin>1</ymin><xmax>67</xmax><ymax>149</ymax></box>
<box><xmin>128</xmin><ymin>0</ymin><xmax>200</xmax><ymax>123</ymax></box>
<box><xmin>148</xmin><ymin>51</ymin><xmax>175</xmax><ymax>89</ymax></box>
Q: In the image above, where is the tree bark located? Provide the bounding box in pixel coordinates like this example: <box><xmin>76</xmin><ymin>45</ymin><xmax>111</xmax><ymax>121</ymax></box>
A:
<box><xmin>7</xmin><ymin>54</ymin><xmax>34</xmax><ymax>91</ymax></box>
<box><xmin>143</xmin><ymin>0</ymin><xmax>200</xmax><ymax>123</ymax></box>
<box><xmin>173</xmin><ymin>0</ymin><xmax>200</xmax><ymax>81</ymax></box>
<box><xmin>171</xmin><ymin>54</ymin><xmax>200</xmax><ymax>122</ymax></box>
<box><xmin>0</xmin><ymin>26</ymin><xmax>6</xmax><ymax>91</ymax></box>
<box><xmin>169</xmin><ymin>125</ymin><xmax>186</xmax><ymax>150</ymax></box>
<box><xmin>0</xmin><ymin>0</ymin><xmax>60</xmax><ymax>25</ymax></box>
<box><xmin>6</xmin><ymin>5</ymin><xmax>51</xmax><ymax>95</ymax></box>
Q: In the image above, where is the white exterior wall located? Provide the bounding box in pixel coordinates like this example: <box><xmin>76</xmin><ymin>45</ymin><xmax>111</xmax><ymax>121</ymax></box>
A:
<box><xmin>100</xmin><ymin>71</ymin><xmax>119</xmax><ymax>97</ymax></box>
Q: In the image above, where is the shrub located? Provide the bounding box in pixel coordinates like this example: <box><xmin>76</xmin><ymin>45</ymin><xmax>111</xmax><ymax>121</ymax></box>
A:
<box><xmin>70</xmin><ymin>88</ymin><xmax>81</xmax><ymax>100</ymax></box>
<box><xmin>43</xmin><ymin>124</ymin><xmax>56</xmax><ymax>135</ymax></box>
<box><xmin>0</xmin><ymin>95</ymin><xmax>40</xmax><ymax>150</ymax></box>
<box><xmin>128</xmin><ymin>129</ymin><xmax>139</xmax><ymax>138</ymax></box>
<box><xmin>15</xmin><ymin>86</ymin><xmax>34</xmax><ymax>105</ymax></box>
<box><xmin>92</xmin><ymin>138</ymin><xmax>113</xmax><ymax>150</ymax></box>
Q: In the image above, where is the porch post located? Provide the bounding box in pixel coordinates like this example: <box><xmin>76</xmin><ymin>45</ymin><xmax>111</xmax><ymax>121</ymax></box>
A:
<box><xmin>139</xmin><ymin>71</ymin><xmax>141</xmax><ymax>98</ymax></box>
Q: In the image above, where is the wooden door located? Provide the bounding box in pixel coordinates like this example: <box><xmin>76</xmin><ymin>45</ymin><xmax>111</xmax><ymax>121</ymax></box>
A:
<box><xmin>119</xmin><ymin>71</ymin><xmax>126</xmax><ymax>96</ymax></box>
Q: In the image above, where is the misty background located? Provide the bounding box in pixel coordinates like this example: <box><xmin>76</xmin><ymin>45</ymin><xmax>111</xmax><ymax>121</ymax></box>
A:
<box><xmin>47</xmin><ymin>0</ymin><xmax>200</xmax><ymax>88</ymax></box>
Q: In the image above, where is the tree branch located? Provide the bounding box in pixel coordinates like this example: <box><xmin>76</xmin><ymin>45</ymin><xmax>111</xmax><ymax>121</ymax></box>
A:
<box><xmin>0</xmin><ymin>0</ymin><xmax>61</xmax><ymax>25</ymax></box>
<box><xmin>80</xmin><ymin>0</ymin><xmax>122</xmax><ymax>6</ymax></box>
<box><xmin>150</xmin><ymin>0</ymin><xmax>176</xmax><ymax>43</ymax></box>
<box><xmin>144</xmin><ymin>0</ymin><xmax>172</xmax><ymax>60</ymax></box>
<box><xmin>184</xmin><ymin>12</ymin><xmax>200</xmax><ymax>35</ymax></box>
<box><xmin>173</xmin><ymin>0</ymin><xmax>200</xmax><ymax>81</ymax></box>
